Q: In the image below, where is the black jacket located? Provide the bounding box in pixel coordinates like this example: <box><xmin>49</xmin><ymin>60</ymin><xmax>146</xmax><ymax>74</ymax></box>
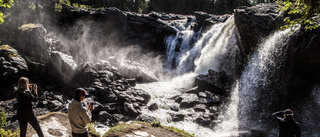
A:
<box><xmin>273</xmin><ymin>111</ymin><xmax>301</xmax><ymax>137</ymax></box>
<box><xmin>17</xmin><ymin>90</ymin><xmax>38</xmax><ymax>114</ymax></box>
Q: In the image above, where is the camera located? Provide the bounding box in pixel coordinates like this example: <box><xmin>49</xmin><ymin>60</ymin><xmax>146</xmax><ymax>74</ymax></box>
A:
<box><xmin>89</xmin><ymin>102</ymin><xmax>94</xmax><ymax>106</ymax></box>
<box><xmin>28</xmin><ymin>83</ymin><xmax>33</xmax><ymax>89</ymax></box>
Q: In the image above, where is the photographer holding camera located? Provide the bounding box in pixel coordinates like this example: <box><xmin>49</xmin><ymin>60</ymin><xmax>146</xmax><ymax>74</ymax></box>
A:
<box><xmin>273</xmin><ymin>109</ymin><xmax>301</xmax><ymax>137</ymax></box>
<box><xmin>68</xmin><ymin>88</ymin><xmax>93</xmax><ymax>137</ymax></box>
<box><xmin>15</xmin><ymin>77</ymin><xmax>44</xmax><ymax>137</ymax></box>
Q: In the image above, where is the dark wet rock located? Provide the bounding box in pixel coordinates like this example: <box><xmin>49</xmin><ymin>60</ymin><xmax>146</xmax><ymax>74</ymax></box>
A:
<box><xmin>193</xmin><ymin>11</ymin><xmax>231</xmax><ymax>32</ymax></box>
<box><xmin>103</xmin><ymin>102</ymin><xmax>124</xmax><ymax>114</ymax></box>
<box><xmin>169</xmin><ymin>112</ymin><xmax>185</xmax><ymax>122</ymax></box>
<box><xmin>125</xmin><ymin>12</ymin><xmax>179</xmax><ymax>51</ymax></box>
<box><xmin>3</xmin><ymin>120</ymin><xmax>19</xmax><ymax>132</ymax></box>
<box><xmin>193</xmin><ymin>104</ymin><xmax>207</xmax><ymax>112</ymax></box>
<box><xmin>198</xmin><ymin>92</ymin><xmax>207</xmax><ymax>98</ymax></box>
<box><xmin>47</xmin><ymin>100</ymin><xmax>64</xmax><ymax>111</ymax></box>
<box><xmin>284</xmin><ymin>28</ymin><xmax>320</xmax><ymax>98</ymax></box>
<box><xmin>147</xmin><ymin>103</ymin><xmax>159</xmax><ymax>111</ymax></box>
<box><xmin>57</xmin><ymin>6</ymin><xmax>178</xmax><ymax>52</ymax></box>
<box><xmin>71</xmin><ymin>62</ymin><xmax>100</xmax><ymax>87</ymax></box>
<box><xmin>234</xmin><ymin>3</ymin><xmax>285</xmax><ymax>55</ymax></box>
<box><xmin>114</xmin><ymin>89</ymin><xmax>151</xmax><ymax>106</ymax></box>
<box><xmin>194</xmin><ymin>113</ymin><xmax>213</xmax><ymax>127</ymax></box>
<box><xmin>208</xmin><ymin>106</ymin><xmax>219</xmax><ymax>113</ymax></box>
<box><xmin>16</xmin><ymin>24</ymin><xmax>51</xmax><ymax>64</ymax></box>
<box><xmin>49</xmin><ymin>51</ymin><xmax>77</xmax><ymax>84</ymax></box>
<box><xmin>194</xmin><ymin>69</ymin><xmax>230</xmax><ymax>95</ymax></box>
<box><xmin>97</xmin><ymin>87</ymin><xmax>118</xmax><ymax>103</ymax></box>
<box><xmin>137</xmin><ymin>114</ymin><xmax>156</xmax><ymax>123</ymax></box>
<box><xmin>126</xmin><ymin>78</ymin><xmax>136</xmax><ymax>87</ymax></box>
<box><xmin>96</xmin><ymin>111</ymin><xmax>123</xmax><ymax>126</ymax></box>
<box><xmin>116</xmin><ymin>60</ymin><xmax>159</xmax><ymax>83</ymax></box>
<box><xmin>70</xmin><ymin>61</ymin><xmax>125</xmax><ymax>95</ymax></box>
<box><xmin>40</xmin><ymin>91</ymin><xmax>56</xmax><ymax>100</ymax></box>
<box><xmin>234</xmin><ymin>2</ymin><xmax>320</xmax><ymax>100</ymax></box>
<box><xmin>185</xmin><ymin>87</ymin><xmax>198</xmax><ymax>94</ymax></box>
<box><xmin>0</xmin><ymin>84</ymin><xmax>15</xmax><ymax>101</ymax></box>
<box><xmin>0</xmin><ymin>45</ymin><xmax>28</xmax><ymax>100</ymax></box>
<box><xmin>170</xmin><ymin>105</ymin><xmax>180</xmax><ymax>112</ymax></box>
<box><xmin>103</xmin><ymin>92</ymin><xmax>118</xmax><ymax>103</ymax></box>
<box><xmin>0</xmin><ymin>45</ymin><xmax>28</xmax><ymax>79</ymax></box>
<box><xmin>0</xmin><ymin>99</ymin><xmax>17</xmax><ymax>122</ymax></box>
<box><xmin>205</xmin><ymin>91</ymin><xmax>223</xmax><ymax>105</ymax></box>
<box><xmin>124</xmin><ymin>102</ymin><xmax>141</xmax><ymax>117</ymax></box>
<box><xmin>178</xmin><ymin>93</ymin><xmax>200</xmax><ymax>108</ymax></box>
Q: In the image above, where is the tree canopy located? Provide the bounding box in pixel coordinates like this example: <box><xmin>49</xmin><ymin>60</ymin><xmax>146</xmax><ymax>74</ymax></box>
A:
<box><xmin>53</xmin><ymin>0</ymin><xmax>274</xmax><ymax>14</ymax></box>
<box><xmin>0</xmin><ymin>0</ymin><xmax>14</xmax><ymax>23</ymax></box>
<box><xmin>276</xmin><ymin>0</ymin><xmax>320</xmax><ymax>30</ymax></box>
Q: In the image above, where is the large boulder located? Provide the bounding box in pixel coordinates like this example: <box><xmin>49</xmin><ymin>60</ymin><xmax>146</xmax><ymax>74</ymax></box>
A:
<box><xmin>234</xmin><ymin>3</ymin><xmax>320</xmax><ymax>98</ymax></box>
<box><xmin>117</xmin><ymin>60</ymin><xmax>159</xmax><ymax>83</ymax></box>
<box><xmin>284</xmin><ymin>26</ymin><xmax>320</xmax><ymax>97</ymax></box>
<box><xmin>193</xmin><ymin>11</ymin><xmax>231</xmax><ymax>32</ymax></box>
<box><xmin>194</xmin><ymin>69</ymin><xmax>231</xmax><ymax>95</ymax></box>
<box><xmin>125</xmin><ymin>11</ymin><xmax>183</xmax><ymax>51</ymax></box>
<box><xmin>15</xmin><ymin>23</ymin><xmax>51</xmax><ymax>64</ymax></box>
<box><xmin>70</xmin><ymin>61</ymin><xmax>122</xmax><ymax>91</ymax></box>
<box><xmin>234</xmin><ymin>3</ymin><xmax>285</xmax><ymax>55</ymax></box>
<box><xmin>0</xmin><ymin>45</ymin><xmax>28</xmax><ymax>100</ymax></box>
<box><xmin>49</xmin><ymin>51</ymin><xmax>77</xmax><ymax>84</ymax></box>
<box><xmin>0</xmin><ymin>45</ymin><xmax>28</xmax><ymax>81</ymax></box>
<box><xmin>114</xmin><ymin>88</ymin><xmax>151</xmax><ymax>106</ymax></box>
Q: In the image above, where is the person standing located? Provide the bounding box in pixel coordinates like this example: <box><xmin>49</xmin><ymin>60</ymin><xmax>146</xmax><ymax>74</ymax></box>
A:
<box><xmin>273</xmin><ymin>109</ymin><xmax>301</xmax><ymax>137</ymax></box>
<box><xmin>68</xmin><ymin>88</ymin><xmax>93</xmax><ymax>137</ymax></box>
<box><xmin>15</xmin><ymin>77</ymin><xmax>44</xmax><ymax>137</ymax></box>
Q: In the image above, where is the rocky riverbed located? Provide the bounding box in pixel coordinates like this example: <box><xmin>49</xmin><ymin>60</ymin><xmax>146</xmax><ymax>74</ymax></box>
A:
<box><xmin>0</xmin><ymin>2</ymin><xmax>320</xmax><ymax>136</ymax></box>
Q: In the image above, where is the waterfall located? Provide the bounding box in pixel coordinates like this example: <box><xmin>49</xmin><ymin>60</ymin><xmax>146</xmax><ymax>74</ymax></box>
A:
<box><xmin>165</xmin><ymin>16</ymin><xmax>238</xmax><ymax>78</ymax></box>
<box><xmin>194</xmin><ymin>16</ymin><xmax>237</xmax><ymax>75</ymax></box>
<box><xmin>164</xmin><ymin>18</ymin><xmax>199</xmax><ymax>73</ymax></box>
<box><xmin>236</xmin><ymin>28</ymin><xmax>291</xmax><ymax>133</ymax></box>
<box><xmin>137</xmin><ymin>15</ymin><xmax>241</xmax><ymax>137</ymax></box>
<box><xmin>295</xmin><ymin>85</ymin><xmax>320</xmax><ymax>136</ymax></box>
<box><xmin>164</xmin><ymin>29</ymin><xmax>195</xmax><ymax>72</ymax></box>
<box><xmin>138</xmin><ymin>14</ymin><xmax>299</xmax><ymax>136</ymax></box>
<box><xmin>211</xmin><ymin>81</ymin><xmax>242</xmax><ymax>136</ymax></box>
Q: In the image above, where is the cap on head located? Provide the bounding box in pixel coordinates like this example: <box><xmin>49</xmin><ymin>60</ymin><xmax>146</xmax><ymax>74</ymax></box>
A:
<box><xmin>76</xmin><ymin>88</ymin><xmax>86</xmax><ymax>96</ymax></box>
<box><xmin>284</xmin><ymin>109</ymin><xmax>293</xmax><ymax>116</ymax></box>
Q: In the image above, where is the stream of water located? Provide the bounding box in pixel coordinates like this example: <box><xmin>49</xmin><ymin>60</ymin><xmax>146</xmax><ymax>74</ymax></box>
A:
<box><xmin>135</xmin><ymin>16</ymin><xmax>296</xmax><ymax>137</ymax></box>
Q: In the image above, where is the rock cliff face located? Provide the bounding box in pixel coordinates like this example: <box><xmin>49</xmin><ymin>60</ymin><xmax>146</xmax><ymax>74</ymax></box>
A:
<box><xmin>234</xmin><ymin>3</ymin><xmax>320</xmax><ymax>99</ymax></box>
<box><xmin>285</xmin><ymin>28</ymin><xmax>320</xmax><ymax>98</ymax></box>
<box><xmin>55</xmin><ymin>5</ymin><xmax>230</xmax><ymax>52</ymax></box>
<box><xmin>234</xmin><ymin>3</ymin><xmax>285</xmax><ymax>55</ymax></box>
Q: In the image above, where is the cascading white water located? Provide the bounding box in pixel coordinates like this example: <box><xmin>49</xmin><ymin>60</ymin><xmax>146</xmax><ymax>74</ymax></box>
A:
<box><xmin>194</xmin><ymin>16</ymin><xmax>237</xmax><ymax>75</ymax></box>
<box><xmin>236</xmin><ymin>28</ymin><xmax>292</xmax><ymax>133</ymax></box>
<box><xmin>137</xmin><ymin>16</ymin><xmax>300</xmax><ymax>137</ymax></box>
<box><xmin>295</xmin><ymin>85</ymin><xmax>320</xmax><ymax>137</ymax></box>
<box><xmin>137</xmin><ymin>16</ymin><xmax>242</xmax><ymax>137</ymax></box>
<box><xmin>168</xmin><ymin>16</ymin><xmax>238</xmax><ymax>76</ymax></box>
<box><xmin>164</xmin><ymin>29</ymin><xmax>195</xmax><ymax>72</ymax></box>
<box><xmin>174</xmin><ymin>23</ymin><xmax>224</xmax><ymax>75</ymax></box>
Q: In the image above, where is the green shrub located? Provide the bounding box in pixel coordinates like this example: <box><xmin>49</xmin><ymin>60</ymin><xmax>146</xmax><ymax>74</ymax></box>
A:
<box><xmin>87</xmin><ymin>122</ymin><xmax>101</xmax><ymax>137</ymax></box>
<box><xmin>151</xmin><ymin>119</ymin><xmax>161</xmax><ymax>127</ymax></box>
<box><xmin>103</xmin><ymin>121</ymin><xmax>195</xmax><ymax>137</ymax></box>
<box><xmin>0</xmin><ymin>109</ymin><xmax>6</xmax><ymax>129</ymax></box>
<box><xmin>102</xmin><ymin>122</ymin><xmax>141</xmax><ymax>137</ymax></box>
<box><xmin>164</xmin><ymin>126</ymin><xmax>195</xmax><ymax>137</ymax></box>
